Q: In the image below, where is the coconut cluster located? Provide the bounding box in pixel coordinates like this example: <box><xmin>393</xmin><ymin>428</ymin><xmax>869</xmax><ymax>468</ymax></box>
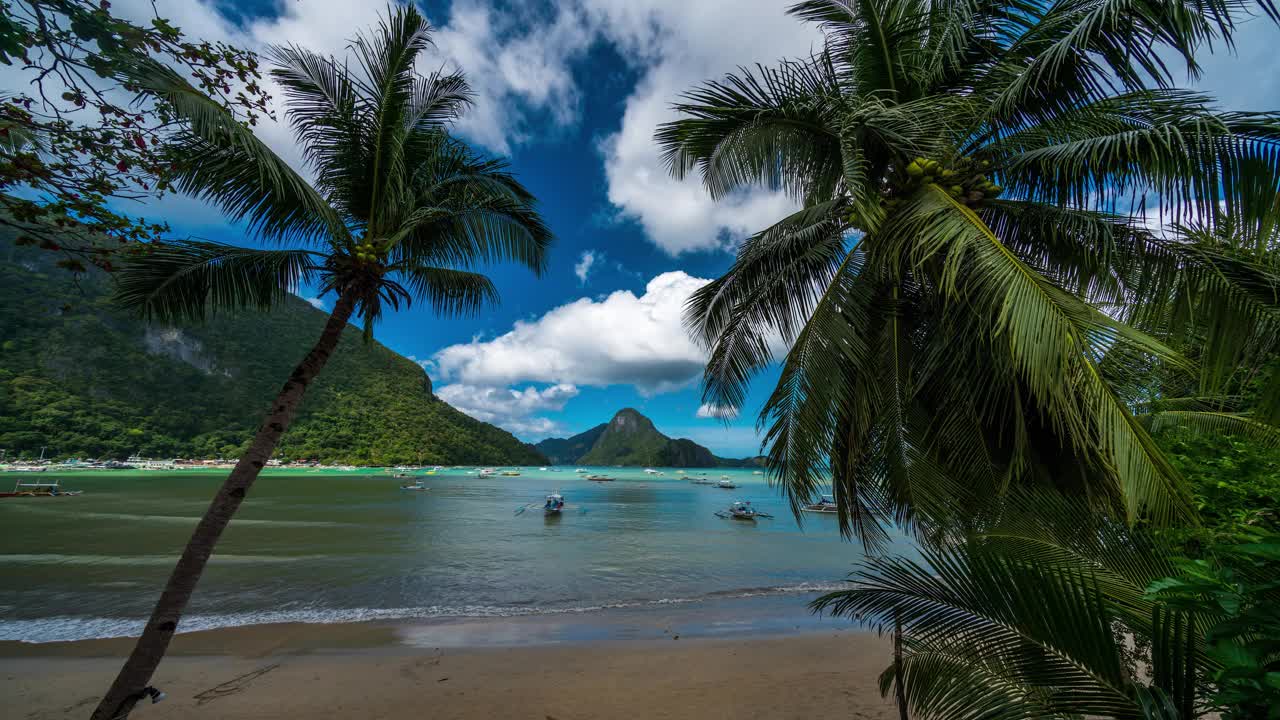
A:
<box><xmin>352</xmin><ymin>240</ymin><xmax>388</xmax><ymax>264</ymax></box>
<box><xmin>900</xmin><ymin>157</ymin><xmax>1002</xmax><ymax>207</ymax></box>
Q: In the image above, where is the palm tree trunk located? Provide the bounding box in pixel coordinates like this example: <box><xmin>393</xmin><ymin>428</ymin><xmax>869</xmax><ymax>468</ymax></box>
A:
<box><xmin>90</xmin><ymin>294</ymin><xmax>356</xmax><ymax>720</ymax></box>
<box><xmin>894</xmin><ymin>609</ymin><xmax>909</xmax><ymax>720</ymax></box>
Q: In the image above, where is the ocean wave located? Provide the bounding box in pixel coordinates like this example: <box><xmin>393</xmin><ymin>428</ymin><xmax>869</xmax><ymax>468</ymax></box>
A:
<box><xmin>0</xmin><ymin>582</ymin><xmax>850</xmax><ymax>643</ymax></box>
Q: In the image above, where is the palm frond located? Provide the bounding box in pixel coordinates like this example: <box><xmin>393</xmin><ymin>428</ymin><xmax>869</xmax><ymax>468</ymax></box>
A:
<box><xmin>655</xmin><ymin>55</ymin><xmax>846</xmax><ymax>202</ymax></box>
<box><xmin>1142</xmin><ymin>410</ymin><xmax>1280</xmax><ymax>447</ymax></box>
<box><xmin>122</xmin><ymin>58</ymin><xmax>349</xmax><ymax>249</ymax></box>
<box><xmin>395</xmin><ymin>265</ymin><xmax>499</xmax><ymax>318</ymax></box>
<box><xmin>687</xmin><ymin>199</ymin><xmax>850</xmax><ymax>410</ymax></box>
<box><xmin>113</xmin><ymin>240</ymin><xmax>319</xmax><ymax>322</ymax></box>
<box><xmin>883</xmin><ymin>184</ymin><xmax>1196</xmax><ymax>523</ymax></box>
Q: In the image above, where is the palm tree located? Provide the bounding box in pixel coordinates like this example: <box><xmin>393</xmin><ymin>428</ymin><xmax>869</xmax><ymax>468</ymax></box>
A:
<box><xmin>91</xmin><ymin>8</ymin><xmax>551</xmax><ymax>719</ymax></box>
<box><xmin>812</xmin><ymin>493</ymin><xmax>1279</xmax><ymax>718</ymax></box>
<box><xmin>656</xmin><ymin>0</ymin><xmax>1280</xmax><ymax>547</ymax></box>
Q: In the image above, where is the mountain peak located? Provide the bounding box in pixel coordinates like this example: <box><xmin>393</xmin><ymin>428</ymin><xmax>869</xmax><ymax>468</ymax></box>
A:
<box><xmin>608</xmin><ymin>407</ymin><xmax>656</xmax><ymax>433</ymax></box>
<box><xmin>534</xmin><ymin>407</ymin><xmax>761</xmax><ymax>468</ymax></box>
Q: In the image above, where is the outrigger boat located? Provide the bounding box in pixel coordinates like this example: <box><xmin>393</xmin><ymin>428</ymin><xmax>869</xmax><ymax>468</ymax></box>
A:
<box><xmin>715</xmin><ymin>501</ymin><xmax>772</xmax><ymax>521</ymax></box>
<box><xmin>1</xmin><ymin>477</ymin><xmax>81</xmax><ymax>498</ymax></box>
<box><xmin>515</xmin><ymin>493</ymin><xmax>580</xmax><ymax>516</ymax></box>
<box><xmin>802</xmin><ymin>494</ymin><xmax>838</xmax><ymax>513</ymax></box>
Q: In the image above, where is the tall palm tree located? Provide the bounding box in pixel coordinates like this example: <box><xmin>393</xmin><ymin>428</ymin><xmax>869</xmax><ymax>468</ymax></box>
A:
<box><xmin>656</xmin><ymin>0</ymin><xmax>1280</xmax><ymax>547</ymax></box>
<box><xmin>91</xmin><ymin>8</ymin><xmax>551</xmax><ymax>719</ymax></box>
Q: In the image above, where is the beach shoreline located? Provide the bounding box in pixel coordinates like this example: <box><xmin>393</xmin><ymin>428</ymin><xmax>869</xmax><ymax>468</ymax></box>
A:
<box><xmin>2</xmin><ymin>619</ymin><xmax>896</xmax><ymax>720</ymax></box>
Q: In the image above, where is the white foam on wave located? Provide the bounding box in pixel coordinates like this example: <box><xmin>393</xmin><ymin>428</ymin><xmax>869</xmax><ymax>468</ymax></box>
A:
<box><xmin>0</xmin><ymin>582</ymin><xmax>850</xmax><ymax>643</ymax></box>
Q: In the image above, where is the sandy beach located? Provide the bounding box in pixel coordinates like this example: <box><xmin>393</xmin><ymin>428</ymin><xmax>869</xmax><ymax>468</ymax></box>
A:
<box><xmin>1</xmin><ymin>621</ymin><xmax>896</xmax><ymax>720</ymax></box>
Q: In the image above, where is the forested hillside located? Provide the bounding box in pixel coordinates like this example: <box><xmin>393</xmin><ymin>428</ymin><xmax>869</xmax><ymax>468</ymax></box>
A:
<box><xmin>0</xmin><ymin>240</ymin><xmax>547</xmax><ymax>465</ymax></box>
<box><xmin>537</xmin><ymin>408</ymin><xmax>766</xmax><ymax>467</ymax></box>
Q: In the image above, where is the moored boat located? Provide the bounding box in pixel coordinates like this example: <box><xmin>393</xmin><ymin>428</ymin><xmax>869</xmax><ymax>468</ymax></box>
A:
<box><xmin>715</xmin><ymin>501</ymin><xmax>771</xmax><ymax>521</ymax></box>
<box><xmin>1</xmin><ymin>477</ymin><xmax>81</xmax><ymax>498</ymax></box>
<box><xmin>716</xmin><ymin>478</ymin><xmax>737</xmax><ymax>489</ymax></box>
<box><xmin>586</xmin><ymin>474</ymin><xmax>615</xmax><ymax>482</ymax></box>
<box><xmin>802</xmin><ymin>494</ymin><xmax>839</xmax><ymax>514</ymax></box>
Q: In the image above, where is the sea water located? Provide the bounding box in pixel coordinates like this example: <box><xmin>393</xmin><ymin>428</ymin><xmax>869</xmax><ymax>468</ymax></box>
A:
<box><xmin>0</xmin><ymin>467</ymin><xmax>916</xmax><ymax>643</ymax></box>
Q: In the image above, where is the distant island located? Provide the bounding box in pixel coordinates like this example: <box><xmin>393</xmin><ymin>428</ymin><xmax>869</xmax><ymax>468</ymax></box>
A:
<box><xmin>0</xmin><ymin>236</ymin><xmax>547</xmax><ymax>466</ymax></box>
<box><xmin>535</xmin><ymin>408</ymin><xmax>765</xmax><ymax>468</ymax></box>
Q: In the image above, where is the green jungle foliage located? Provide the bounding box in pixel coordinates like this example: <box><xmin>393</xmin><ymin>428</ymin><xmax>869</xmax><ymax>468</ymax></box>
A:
<box><xmin>0</xmin><ymin>240</ymin><xmax>546</xmax><ymax>465</ymax></box>
<box><xmin>1157</xmin><ymin>430</ymin><xmax>1280</xmax><ymax>542</ymax></box>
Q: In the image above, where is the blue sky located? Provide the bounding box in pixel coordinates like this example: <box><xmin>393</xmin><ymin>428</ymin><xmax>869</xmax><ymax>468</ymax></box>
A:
<box><xmin>112</xmin><ymin>0</ymin><xmax>1280</xmax><ymax>456</ymax></box>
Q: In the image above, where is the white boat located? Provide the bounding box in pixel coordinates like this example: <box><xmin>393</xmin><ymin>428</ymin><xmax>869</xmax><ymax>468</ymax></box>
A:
<box><xmin>716</xmin><ymin>478</ymin><xmax>737</xmax><ymax>489</ymax></box>
<box><xmin>644</xmin><ymin>468</ymin><xmax>659</xmax><ymax>475</ymax></box>
<box><xmin>715</xmin><ymin>501</ymin><xmax>771</xmax><ymax>521</ymax></box>
<box><xmin>399</xmin><ymin>481</ymin><xmax>428</xmax><ymax>491</ymax></box>
<box><xmin>126</xmin><ymin>454</ymin><xmax>176</xmax><ymax>470</ymax></box>
<box><xmin>2</xmin><ymin>465</ymin><xmax>46</xmax><ymax>473</ymax></box>
<box><xmin>752</xmin><ymin>471</ymin><xmax>763</xmax><ymax>475</ymax></box>
<box><xmin>478</xmin><ymin>468</ymin><xmax>497</xmax><ymax>477</ymax></box>
<box><xmin>574</xmin><ymin>468</ymin><xmax>587</xmax><ymax>473</ymax></box>
<box><xmin>539</xmin><ymin>467</ymin><xmax>549</xmax><ymax>471</ymax></box>
<box><xmin>803</xmin><ymin>494</ymin><xmax>839</xmax><ymax>513</ymax></box>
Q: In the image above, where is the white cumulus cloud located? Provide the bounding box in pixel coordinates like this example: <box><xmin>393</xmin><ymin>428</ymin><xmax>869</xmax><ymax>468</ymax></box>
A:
<box><xmin>583</xmin><ymin>0</ymin><xmax>821</xmax><ymax>254</ymax></box>
<box><xmin>435</xmin><ymin>383</ymin><xmax>579</xmax><ymax>438</ymax></box>
<box><xmin>432</xmin><ymin>271</ymin><xmax>711</xmax><ymax>395</ymax></box>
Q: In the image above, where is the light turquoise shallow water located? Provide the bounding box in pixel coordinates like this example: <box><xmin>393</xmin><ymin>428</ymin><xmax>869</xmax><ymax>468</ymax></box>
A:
<box><xmin>0</xmin><ymin>467</ymin><xmax>916</xmax><ymax>643</ymax></box>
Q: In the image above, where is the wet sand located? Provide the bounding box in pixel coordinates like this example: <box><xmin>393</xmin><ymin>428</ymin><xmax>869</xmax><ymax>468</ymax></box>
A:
<box><xmin>1</xmin><ymin>621</ymin><xmax>896</xmax><ymax>720</ymax></box>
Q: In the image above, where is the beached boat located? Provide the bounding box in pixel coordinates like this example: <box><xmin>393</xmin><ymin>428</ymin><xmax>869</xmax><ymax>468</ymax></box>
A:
<box><xmin>586</xmin><ymin>474</ymin><xmax>615</xmax><ymax>482</ymax></box>
<box><xmin>715</xmin><ymin>501</ymin><xmax>771</xmax><ymax>521</ymax></box>
<box><xmin>802</xmin><ymin>494</ymin><xmax>839</xmax><ymax>514</ymax></box>
<box><xmin>716</xmin><ymin>478</ymin><xmax>737</xmax><ymax>489</ymax></box>
<box><xmin>2</xmin><ymin>464</ymin><xmax>46</xmax><ymax>473</ymax></box>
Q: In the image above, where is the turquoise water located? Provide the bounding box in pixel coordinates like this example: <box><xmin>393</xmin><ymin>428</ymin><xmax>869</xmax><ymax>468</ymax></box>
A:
<box><xmin>0</xmin><ymin>467</ymin><xmax>914</xmax><ymax>643</ymax></box>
